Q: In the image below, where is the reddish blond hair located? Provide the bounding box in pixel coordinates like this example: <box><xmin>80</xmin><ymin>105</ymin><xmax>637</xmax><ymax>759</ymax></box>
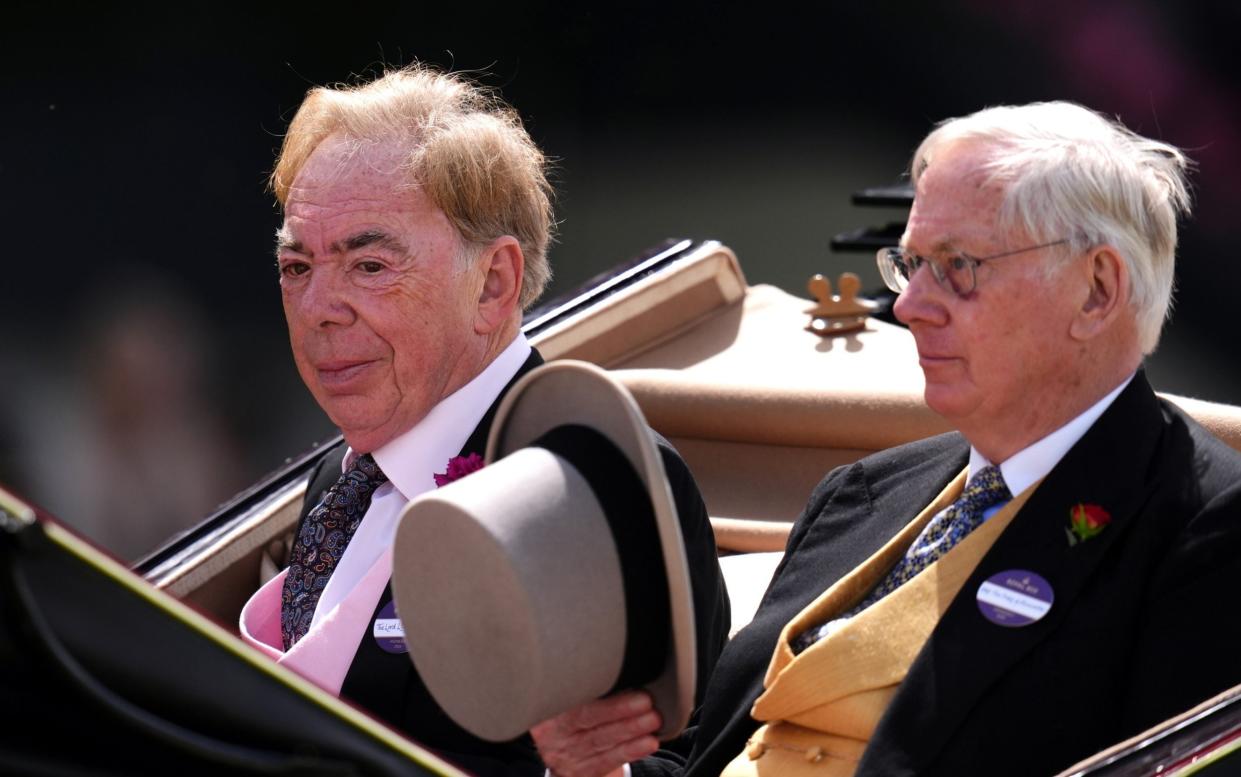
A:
<box><xmin>271</xmin><ymin>65</ymin><xmax>553</xmax><ymax>309</ymax></box>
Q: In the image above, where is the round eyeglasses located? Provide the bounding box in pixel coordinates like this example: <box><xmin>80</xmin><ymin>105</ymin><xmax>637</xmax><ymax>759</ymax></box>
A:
<box><xmin>876</xmin><ymin>239</ymin><xmax>1068</xmax><ymax>297</ymax></box>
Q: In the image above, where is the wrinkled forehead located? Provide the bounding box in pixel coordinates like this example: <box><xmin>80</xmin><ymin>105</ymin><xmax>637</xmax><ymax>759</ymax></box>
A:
<box><xmin>276</xmin><ymin>134</ymin><xmax>452</xmax><ymax>255</ymax></box>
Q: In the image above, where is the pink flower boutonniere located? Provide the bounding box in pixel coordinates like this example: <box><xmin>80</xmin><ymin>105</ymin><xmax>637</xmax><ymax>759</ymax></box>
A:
<box><xmin>1066</xmin><ymin>503</ymin><xmax>1111</xmax><ymax>546</ymax></box>
<box><xmin>434</xmin><ymin>453</ymin><xmax>485</xmax><ymax>487</ymax></box>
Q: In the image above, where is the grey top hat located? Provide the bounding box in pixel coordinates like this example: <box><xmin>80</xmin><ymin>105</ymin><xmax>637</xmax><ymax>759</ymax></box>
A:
<box><xmin>391</xmin><ymin>360</ymin><xmax>696</xmax><ymax>743</ymax></box>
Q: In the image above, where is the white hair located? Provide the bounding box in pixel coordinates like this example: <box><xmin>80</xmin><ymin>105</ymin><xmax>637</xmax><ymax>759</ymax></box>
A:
<box><xmin>911</xmin><ymin>101</ymin><xmax>1191</xmax><ymax>354</ymax></box>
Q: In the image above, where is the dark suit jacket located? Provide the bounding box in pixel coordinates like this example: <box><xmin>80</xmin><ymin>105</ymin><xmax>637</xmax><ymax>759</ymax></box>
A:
<box><xmin>635</xmin><ymin>372</ymin><xmax>1241</xmax><ymax>777</ymax></box>
<box><xmin>294</xmin><ymin>349</ymin><xmax>731</xmax><ymax>775</ymax></box>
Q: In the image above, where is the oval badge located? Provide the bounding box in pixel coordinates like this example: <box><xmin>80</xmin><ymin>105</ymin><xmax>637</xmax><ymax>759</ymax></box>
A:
<box><xmin>976</xmin><ymin>570</ymin><xmax>1053</xmax><ymax>628</ymax></box>
<box><xmin>373</xmin><ymin>599</ymin><xmax>409</xmax><ymax>654</ymax></box>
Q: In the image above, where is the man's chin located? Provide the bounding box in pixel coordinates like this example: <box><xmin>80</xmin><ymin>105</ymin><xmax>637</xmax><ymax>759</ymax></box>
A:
<box><xmin>922</xmin><ymin>383</ymin><xmax>975</xmax><ymax>422</ymax></box>
<box><xmin>336</xmin><ymin>425</ymin><xmax>391</xmax><ymax>456</ymax></box>
<box><xmin>320</xmin><ymin>404</ymin><xmax>391</xmax><ymax>453</ymax></box>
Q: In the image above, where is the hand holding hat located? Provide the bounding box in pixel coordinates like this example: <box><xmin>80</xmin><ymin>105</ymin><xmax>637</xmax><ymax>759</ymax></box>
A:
<box><xmin>531</xmin><ymin>690</ymin><xmax>662</xmax><ymax>777</ymax></box>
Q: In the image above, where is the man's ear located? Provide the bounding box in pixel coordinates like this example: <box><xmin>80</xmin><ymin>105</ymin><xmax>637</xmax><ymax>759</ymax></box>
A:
<box><xmin>474</xmin><ymin>236</ymin><xmax>524</xmax><ymax>335</ymax></box>
<box><xmin>1069</xmin><ymin>245</ymin><xmax>1129</xmax><ymax>341</ymax></box>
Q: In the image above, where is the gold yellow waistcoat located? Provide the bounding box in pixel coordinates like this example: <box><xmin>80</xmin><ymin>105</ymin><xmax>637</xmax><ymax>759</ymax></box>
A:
<box><xmin>722</xmin><ymin>470</ymin><xmax>1039</xmax><ymax>777</ymax></box>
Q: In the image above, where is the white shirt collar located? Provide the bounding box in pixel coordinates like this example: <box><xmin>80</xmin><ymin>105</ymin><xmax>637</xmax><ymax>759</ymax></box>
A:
<box><xmin>969</xmin><ymin>373</ymin><xmax>1135</xmax><ymax>495</ymax></box>
<box><xmin>342</xmin><ymin>333</ymin><xmax>532</xmax><ymax>499</ymax></box>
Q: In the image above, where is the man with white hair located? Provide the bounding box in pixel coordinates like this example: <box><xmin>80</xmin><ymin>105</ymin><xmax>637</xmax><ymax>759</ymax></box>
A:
<box><xmin>532</xmin><ymin>101</ymin><xmax>1241</xmax><ymax>777</ymax></box>
<box><xmin>236</xmin><ymin>65</ymin><xmax>730</xmax><ymax>776</ymax></box>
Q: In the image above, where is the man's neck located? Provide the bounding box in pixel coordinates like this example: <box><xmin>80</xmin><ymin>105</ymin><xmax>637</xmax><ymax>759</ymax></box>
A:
<box><xmin>439</xmin><ymin>320</ymin><xmax>522</xmax><ymax>407</ymax></box>
<box><xmin>481</xmin><ymin>319</ymin><xmax>522</xmax><ymax>367</ymax></box>
<box><xmin>967</xmin><ymin>366</ymin><xmax>1137</xmax><ymax>464</ymax></box>
<box><xmin>969</xmin><ymin>373</ymin><xmax>1134</xmax><ymax>497</ymax></box>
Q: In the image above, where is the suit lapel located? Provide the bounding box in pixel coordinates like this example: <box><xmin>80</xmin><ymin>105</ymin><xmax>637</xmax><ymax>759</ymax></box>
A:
<box><xmin>770</xmin><ymin>440</ymin><xmax>970</xmax><ymax>612</ymax></box>
<box><xmin>690</xmin><ymin>437</ymin><xmax>970</xmax><ymax>772</ymax></box>
<box><xmin>686</xmin><ymin>437</ymin><xmax>968</xmax><ymax>775</ymax></box>
<box><xmin>756</xmin><ymin>471</ymin><xmax>1047</xmax><ymax>723</ymax></box>
<box><xmin>866</xmin><ymin>373</ymin><xmax>1167</xmax><ymax>774</ymax></box>
<box><xmin>753</xmin><ymin>437</ymin><xmax>970</xmax><ymax>668</ymax></box>
<box><xmin>754</xmin><ymin>470</ymin><xmax>966</xmax><ymax>716</ymax></box>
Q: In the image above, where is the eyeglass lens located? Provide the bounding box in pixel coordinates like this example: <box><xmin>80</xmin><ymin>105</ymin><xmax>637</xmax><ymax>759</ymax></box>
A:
<box><xmin>880</xmin><ymin>249</ymin><xmax>974</xmax><ymax>295</ymax></box>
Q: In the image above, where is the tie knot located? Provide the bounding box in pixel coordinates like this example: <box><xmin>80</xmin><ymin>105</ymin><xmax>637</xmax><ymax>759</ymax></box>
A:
<box><xmin>964</xmin><ymin>464</ymin><xmax>1010</xmax><ymax>508</ymax></box>
<box><xmin>350</xmin><ymin>453</ymin><xmax>389</xmax><ymax>487</ymax></box>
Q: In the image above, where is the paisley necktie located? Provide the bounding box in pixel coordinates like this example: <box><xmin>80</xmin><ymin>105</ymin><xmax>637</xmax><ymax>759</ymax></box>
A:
<box><xmin>280</xmin><ymin>453</ymin><xmax>389</xmax><ymax>650</ymax></box>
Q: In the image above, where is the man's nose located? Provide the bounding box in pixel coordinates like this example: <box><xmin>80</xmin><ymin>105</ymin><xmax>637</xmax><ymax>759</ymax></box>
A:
<box><xmin>893</xmin><ymin>262</ymin><xmax>949</xmax><ymax>327</ymax></box>
<box><xmin>299</xmin><ymin>268</ymin><xmax>356</xmax><ymax>328</ymax></box>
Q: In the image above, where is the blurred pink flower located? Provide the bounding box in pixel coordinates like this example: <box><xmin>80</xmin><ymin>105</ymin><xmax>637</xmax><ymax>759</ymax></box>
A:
<box><xmin>433</xmin><ymin>453</ymin><xmax>485</xmax><ymax>487</ymax></box>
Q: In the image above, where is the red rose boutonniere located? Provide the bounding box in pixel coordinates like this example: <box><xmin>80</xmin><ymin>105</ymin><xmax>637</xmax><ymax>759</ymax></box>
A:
<box><xmin>434</xmin><ymin>453</ymin><xmax>485</xmax><ymax>487</ymax></box>
<box><xmin>1066</xmin><ymin>503</ymin><xmax>1111</xmax><ymax>546</ymax></box>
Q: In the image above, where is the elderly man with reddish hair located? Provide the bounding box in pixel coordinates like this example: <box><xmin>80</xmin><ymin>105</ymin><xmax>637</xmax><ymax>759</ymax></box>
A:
<box><xmin>238</xmin><ymin>65</ymin><xmax>729</xmax><ymax>776</ymax></box>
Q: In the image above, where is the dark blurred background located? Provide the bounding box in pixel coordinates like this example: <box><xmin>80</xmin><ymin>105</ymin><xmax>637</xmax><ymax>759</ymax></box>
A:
<box><xmin>4</xmin><ymin>1</ymin><xmax>1240</xmax><ymax>560</ymax></box>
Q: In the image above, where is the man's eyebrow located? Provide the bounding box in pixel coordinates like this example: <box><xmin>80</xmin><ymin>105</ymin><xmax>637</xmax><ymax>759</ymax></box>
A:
<box><xmin>335</xmin><ymin>229</ymin><xmax>410</xmax><ymax>256</ymax></box>
<box><xmin>905</xmin><ymin>236</ymin><xmax>964</xmax><ymax>256</ymax></box>
<box><xmin>275</xmin><ymin>227</ymin><xmax>303</xmax><ymax>255</ymax></box>
<box><xmin>273</xmin><ymin>228</ymin><xmax>410</xmax><ymax>258</ymax></box>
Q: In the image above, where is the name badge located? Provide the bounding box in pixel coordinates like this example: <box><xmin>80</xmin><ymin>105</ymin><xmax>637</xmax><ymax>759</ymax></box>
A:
<box><xmin>976</xmin><ymin>570</ymin><xmax>1053</xmax><ymax>628</ymax></box>
<box><xmin>373</xmin><ymin>600</ymin><xmax>409</xmax><ymax>654</ymax></box>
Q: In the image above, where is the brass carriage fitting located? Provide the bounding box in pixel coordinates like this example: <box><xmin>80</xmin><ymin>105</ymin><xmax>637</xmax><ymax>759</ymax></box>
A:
<box><xmin>805</xmin><ymin>273</ymin><xmax>875</xmax><ymax>336</ymax></box>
